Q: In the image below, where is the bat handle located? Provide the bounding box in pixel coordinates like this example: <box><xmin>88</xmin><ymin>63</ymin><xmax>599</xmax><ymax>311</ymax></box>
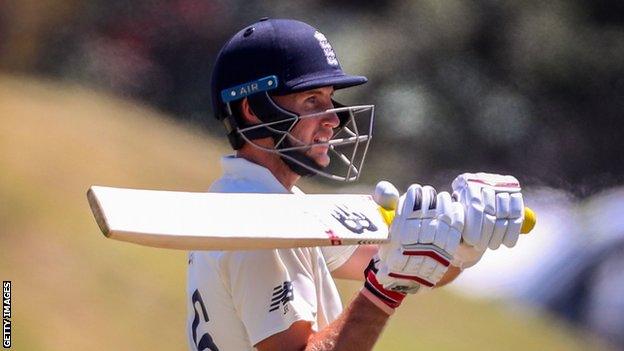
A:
<box><xmin>378</xmin><ymin>206</ymin><xmax>537</xmax><ymax>234</ymax></box>
<box><xmin>521</xmin><ymin>207</ymin><xmax>536</xmax><ymax>234</ymax></box>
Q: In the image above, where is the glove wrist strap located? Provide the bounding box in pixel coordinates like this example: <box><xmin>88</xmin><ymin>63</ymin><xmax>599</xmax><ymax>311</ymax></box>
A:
<box><xmin>360</xmin><ymin>288</ymin><xmax>396</xmax><ymax>315</ymax></box>
<box><xmin>362</xmin><ymin>262</ymin><xmax>406</xmax><ymax>315</ymax></box>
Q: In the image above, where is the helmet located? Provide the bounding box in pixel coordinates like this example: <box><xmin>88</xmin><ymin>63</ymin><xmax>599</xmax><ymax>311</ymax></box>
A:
<box><xmin>211</xmin><ymin>18</ymin><xmax>374</xmax><ymax>182</ymax></box>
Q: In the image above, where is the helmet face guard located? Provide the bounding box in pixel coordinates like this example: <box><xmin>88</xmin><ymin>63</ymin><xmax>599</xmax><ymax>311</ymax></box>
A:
<box><xmin>218</xmin><ymin>74</ymin><xmax>374</xmax><ymax>182</ymax></box>
<box><xmin>237</xmin><ymin>104</ymin><xmax>374</xmax><ymax>182</ymax></box>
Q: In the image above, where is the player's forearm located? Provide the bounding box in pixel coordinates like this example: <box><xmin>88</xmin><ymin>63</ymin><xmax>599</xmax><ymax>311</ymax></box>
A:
<box><xmin>305</xmin><ymin>292</ymin><xmax>389</xmax><ymax>351</ymax></box>
<box><xmin>330</xmin><ymin>245</ymin><xmax>378</xmax><ymax>281</ymax></box>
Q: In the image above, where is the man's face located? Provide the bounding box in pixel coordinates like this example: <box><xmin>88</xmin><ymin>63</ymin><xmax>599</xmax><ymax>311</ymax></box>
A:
<box><xmin>271</xmin><ymin>86</ymin><xmax>339</xmax><ymax>167</ymax></box>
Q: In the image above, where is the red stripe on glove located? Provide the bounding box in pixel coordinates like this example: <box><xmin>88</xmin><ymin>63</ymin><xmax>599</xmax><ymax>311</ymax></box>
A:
<box><xmin>365</xmin><ymin>270</ymin><xmax>406</xmax><ymax>306</ymax></box>
<box><xmin>388</xmin><ymin>272</ymin><xmax>435</xmax><ymax>288</ymax></box>
<box><xmin>402</xmin><ymin>250</ymin><xmax>450</xmax><ymax>266</ymax></box>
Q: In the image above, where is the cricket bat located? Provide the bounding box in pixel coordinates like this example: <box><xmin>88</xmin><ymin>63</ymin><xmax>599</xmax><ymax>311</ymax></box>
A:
<box><xmin>87</xmin><ymin>186</ymin><xmax>536</xmax><ymax>251</ymax></box>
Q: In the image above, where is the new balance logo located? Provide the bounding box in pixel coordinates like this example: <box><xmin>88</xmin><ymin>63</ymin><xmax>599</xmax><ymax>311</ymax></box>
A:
<box><xmin>269</xmin><ymin>281</ymin><xmax>294</xmax><ymax>313</ymax></box>
<box><xmin>331</xmin><ymin>205</ymin><xmax>378</xmax><ymax>234</ymax></box>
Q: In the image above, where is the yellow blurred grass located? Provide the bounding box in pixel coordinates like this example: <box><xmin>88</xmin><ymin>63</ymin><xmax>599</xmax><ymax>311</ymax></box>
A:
<box><xmin>0</xmin><ymin>74</ymin><xmax>224</xmax><ymax>350</ymax></box>
<box><xmin>0</xmin><ymin>74</ymin><xmax>607</xmax><ymax>350</ymax></box>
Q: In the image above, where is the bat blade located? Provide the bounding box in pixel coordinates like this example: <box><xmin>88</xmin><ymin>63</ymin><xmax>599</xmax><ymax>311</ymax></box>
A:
<box><xmin>87</xmin><ymin>186</ymin><xmax>390</xmax><ymax>250</ymax></box>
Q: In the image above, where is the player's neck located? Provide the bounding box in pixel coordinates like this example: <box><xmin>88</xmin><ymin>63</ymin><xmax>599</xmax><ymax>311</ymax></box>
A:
<box><xmin>236</xmin><ymin>143</ymin><xmax>300</xmax><ymax>191</ymax></box>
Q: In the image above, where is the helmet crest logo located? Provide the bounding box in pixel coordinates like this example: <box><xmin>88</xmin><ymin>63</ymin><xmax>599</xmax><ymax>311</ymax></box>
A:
<box><xmin>314</xmin><ymin>31</ymin><xmax>339</xmax><ymax>66</ymax></box>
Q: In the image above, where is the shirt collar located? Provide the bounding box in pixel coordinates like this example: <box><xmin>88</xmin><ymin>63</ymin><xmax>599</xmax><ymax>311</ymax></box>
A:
<box><xmin>220</xmin><ymin>155</ymin><xmax>303</xmax><ymax>194</ymax></box>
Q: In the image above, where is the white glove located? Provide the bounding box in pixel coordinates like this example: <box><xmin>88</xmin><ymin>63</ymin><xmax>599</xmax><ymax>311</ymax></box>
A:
<box><xmin>450</xmin><ymin>172</ymin><xmax>524</xmax><ymax>268</ymax></box>
<box><xmin>366</xmin><ymin>182</ymin><xmax>463</xmax><ymax>299</ymax></box>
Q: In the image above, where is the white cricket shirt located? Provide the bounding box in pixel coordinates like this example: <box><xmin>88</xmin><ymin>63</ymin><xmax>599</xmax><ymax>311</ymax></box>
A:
<box><xmin>187</xmin><ymin>155</ymin><xmax>357</xmax><ymax>350</ymax></box>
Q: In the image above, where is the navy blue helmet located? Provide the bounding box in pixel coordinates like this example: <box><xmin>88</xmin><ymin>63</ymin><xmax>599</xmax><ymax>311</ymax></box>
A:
<box><xmin>210</xmin><ymin>18</ymin><xmax>373</xmax><ymax>182</ymax></box>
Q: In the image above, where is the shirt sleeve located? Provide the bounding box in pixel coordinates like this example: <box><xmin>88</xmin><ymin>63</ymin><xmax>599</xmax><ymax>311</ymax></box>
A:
<box><xmin>226</xmin><ymin>248</ymin><xmax>318</xmax><ymax>346</ymax></box>
<box><xmin>320</xmin><ymin>245</ymin><xmax>359</xmax><ymax>272</ymax></box>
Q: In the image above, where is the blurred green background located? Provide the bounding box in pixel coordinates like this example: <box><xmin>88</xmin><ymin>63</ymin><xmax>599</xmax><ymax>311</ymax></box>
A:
<box><xmin>1</xmin><ymin>0</ymin><xmax>623</xmax><ymax>350</ymax></box>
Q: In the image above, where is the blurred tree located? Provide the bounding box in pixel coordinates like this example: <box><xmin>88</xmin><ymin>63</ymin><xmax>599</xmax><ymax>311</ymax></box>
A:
<box><xmin>2</xmin><ymin>0</ymin><xmax>623</xmax><ymax>195</ymax></box>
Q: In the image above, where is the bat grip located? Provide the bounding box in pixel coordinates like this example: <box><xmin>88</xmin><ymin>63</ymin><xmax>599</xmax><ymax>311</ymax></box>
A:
<box><xmin>378</xmin><ymin>206</ymin><xmax>536</xmax><ymax>234</ymax></box>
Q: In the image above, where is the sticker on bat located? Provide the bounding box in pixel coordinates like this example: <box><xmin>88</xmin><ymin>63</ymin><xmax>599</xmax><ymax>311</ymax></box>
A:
<box><xmin>331</xmin><ymin>205</ymin><xmax>378</xmax><ymax>234</ymax></box>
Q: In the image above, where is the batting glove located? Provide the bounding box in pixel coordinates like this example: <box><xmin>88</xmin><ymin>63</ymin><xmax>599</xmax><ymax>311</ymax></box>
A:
<box><xmin>450</xmin><ymin>172</ymin><xmax>524</xmax><ymax>269</ymax></box>
<box><xmin>362</xmin><ymin>182</ymin><xmax>463</xmax><ymax>315</ymax></box>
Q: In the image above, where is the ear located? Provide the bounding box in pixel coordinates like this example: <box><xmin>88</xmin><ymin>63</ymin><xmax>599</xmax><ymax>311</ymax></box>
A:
<box><xmin>239</xmin><ymin>98</ymin><xmax>262</xmax><ymax>124</ymax></box>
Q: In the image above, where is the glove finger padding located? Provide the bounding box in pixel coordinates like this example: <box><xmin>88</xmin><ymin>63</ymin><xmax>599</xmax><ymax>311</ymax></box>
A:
<box><xmin>381</xmin><ymin>185</ymin><xmax>434</xmax><ymax>292</ymax></box>
<box><xmin>457</xmin><ymin>180</ymin><xmax>485</xmax><ymax>246</ymax></box>
<box><xmin>490</xmin><ymin>219</ymin><xmax>508</xmax><ymax>250</ymax></box>
<box><xmin>451</xmin><ymin>172</ymin><xmax>524</xmax><ymax>268</ymax></box>
<box><xmin>503</xmin><ymin>193</ymin><xmax>524</xmax><ymax>247</ymax></box>
<box><xmin>489</xmin><ymin>192</ymin><xmax>510</xmax><ymax>249</ymax></box>
<box><xmin>438</xmin><ymin>193</ymin><xmax>463</xmax><ymax>254</ymax></box>
<box><xmin>399</xmin><ymin>184</ymin><xmax>437</xmax><ymax>246</ymax></box>
<box><xmin>378</xmin><ymin>186</ymin><xmax>463</xmax><ymax>293</ymax></box>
